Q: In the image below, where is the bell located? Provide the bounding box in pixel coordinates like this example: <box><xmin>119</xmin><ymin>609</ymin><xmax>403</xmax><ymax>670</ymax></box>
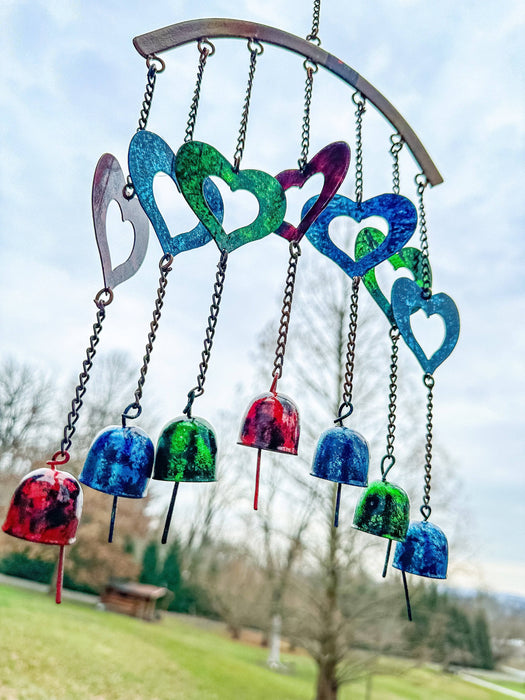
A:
<box><xmin>154</xmin><ymin>415</ymin><xmax>217</xmax><ymax>543</ymax></box>
<box><xmin>238</xmin><ymin>387</ymin><xmax>300</xmax><ymax>510</ymax></box>
<box><xmin>353</xmin><ymin>480</ymin><xmax>410</xmax><ymax>541</ymax></box>
<box><xmin>311</xmin><ymin>426</ymin><xmax>369</xmax><ymax>527</ymax></box>
<box><xmin>80</xmin><ymin>425</ymin><xmax>154</xmax><ymax>543</ymax></box>
<box><xmin>2</xmin><ymin>463</ymin><xmax>83</xmax><ymax>603</ymax></box>
<box><xmin>392</xmin><ymin>520</ymin><xmax>448</xmax><ymax>621</ymax></box>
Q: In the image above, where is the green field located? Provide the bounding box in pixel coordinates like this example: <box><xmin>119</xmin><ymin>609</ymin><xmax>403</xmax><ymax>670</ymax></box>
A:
<box><xmin>0</xmin><ymin>584</ymin><xmax>509</xmax><ymax>699</ymax></box>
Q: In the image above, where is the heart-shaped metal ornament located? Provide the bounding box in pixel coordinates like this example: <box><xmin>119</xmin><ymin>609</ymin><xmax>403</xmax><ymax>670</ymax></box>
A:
<box><xmin>391</xmin><ymin>277</ymin><xmax>460</xmax><ymax>374</ymax></box>
<box><xmin>275</xmin><ymin>141</ymin><xmax>350</xmax><ymax>242</ymax></box>
<box><xmin>303</xmin><ymin>193</ymin><xmax>417</xmax><ymax>278</ymax></box>
<box><xmin>92</xmin><ymin>153</ymin><xmax>149</xmax><ymax>289</ymax></box>
<box><xmin>128</xmin><ymin>131</ymin><xmax>224</xmax><ymax>256</ymax></box>
<box><xmin>355</xmin><ymin>227</ymin><xmax>432</xmax><ymax>325</ymax></box>
<box><xmin>175</xmin><ymin>141</ymin><xmax>286</xmax><ymax>253</ymax></box>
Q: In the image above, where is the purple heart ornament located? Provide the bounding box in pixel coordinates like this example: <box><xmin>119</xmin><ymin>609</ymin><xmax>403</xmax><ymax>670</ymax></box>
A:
<box><xmin>275</xmin><ymin>141</ymin><xmax>350</xmax><ymax>242</ymax></box>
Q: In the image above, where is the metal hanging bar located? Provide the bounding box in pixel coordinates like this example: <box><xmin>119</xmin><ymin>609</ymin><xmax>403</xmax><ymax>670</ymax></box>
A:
<box><xmin>133</xmin><ymin>18</ymin><xmax>443</xmax><ymax>186</ymax></box>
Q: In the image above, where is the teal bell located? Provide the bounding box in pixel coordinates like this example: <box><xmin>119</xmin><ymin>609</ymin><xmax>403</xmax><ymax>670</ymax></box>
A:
<box><xmin>154</xmin><ymin>415</ymin><xmax>217</xmax><ymax>544</ymax></box>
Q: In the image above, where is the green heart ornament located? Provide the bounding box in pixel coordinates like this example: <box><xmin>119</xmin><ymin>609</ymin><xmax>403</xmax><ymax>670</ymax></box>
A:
<box><xmin>355</xmin><ymin>227</ymin><xmax>432</xmax><ymax>325</ymax></box>
<box><xmin>175</xmin><ymin>141</ymin><xmax>286</xmax><ymax>253</ymax></box>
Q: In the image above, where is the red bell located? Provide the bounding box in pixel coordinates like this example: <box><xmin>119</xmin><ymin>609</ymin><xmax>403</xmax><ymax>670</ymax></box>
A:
<box><xmin>2</xmin><ymin>454</ymin><xmax>83</xmax><ymax>604</ymax></box>
<box><xmin>238</xmin><ymin>377</ymin><xmax>300</xmax><ymax>510</ymax></box>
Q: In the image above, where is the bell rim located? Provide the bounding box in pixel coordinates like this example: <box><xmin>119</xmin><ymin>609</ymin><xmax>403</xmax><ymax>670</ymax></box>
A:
<box><xmin>78</xmin><ymin>476</ymin><xmax>148</xmax><ymax>499</ymax></box>
<box><xmin>152</xmin><ymin>475</ymin><xmax>217</xmax><ymax>483</ymax></box>
<box><xmin>391</xmin><ymin>561</ymin><xmax>447</xmax><ymax>579</ymax></box>
<box><xmin>309</xmin><ymin>472</ymin><xmax>367</xmax><ymax>487</ymax></box>
<box><xmin>2</xmin><ymin>524</ymin><xmax>76</xmax><ymax>546</ymax></box>
<box><xmin>352</xmin><ymin>523</ymin><xmax>408</xmax><ymax>542</ymax></box>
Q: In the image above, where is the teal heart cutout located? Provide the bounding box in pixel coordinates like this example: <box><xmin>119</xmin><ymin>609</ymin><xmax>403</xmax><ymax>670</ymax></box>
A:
<box><xmin>175</xmin><ymin>141</ymin><xmax>286</xmax><ymax>253</ymax></box>
<box><xmin>355</xmin><ymin>227</ymin><xmax>432</xmax><ymax>325</ymax></box>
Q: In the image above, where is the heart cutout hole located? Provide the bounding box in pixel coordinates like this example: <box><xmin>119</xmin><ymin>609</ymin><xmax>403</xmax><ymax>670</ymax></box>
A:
<box><xmin>285</xmin><ymin>172</ymin><xmax>325</xmax><ymax>227</ymax></box>
<box><xmin>153</xmin><ymin>173</ymin><xmax>201</xmax><ymax>236</ymax></box>
<box><xmin>328</xmin><ymin>216</ymin><xmax>388</xmax><ymax>254</ymax></box>
<box><xmin>410</xmin><ymin>308</ymin><xmax>446</xmax><ymax>359</ymax></box>
<box><xmin>210</xmin><ymin>177</ymin><xmax>259</xmax><ymax>235</ymax></box>
<box><xmin>105</xmin><ymin>200</ymin><xmax>135</xmax><ymax>267</ymax></box>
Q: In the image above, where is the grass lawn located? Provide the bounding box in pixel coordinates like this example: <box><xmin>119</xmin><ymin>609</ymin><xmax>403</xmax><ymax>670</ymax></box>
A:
<box><xmin>0</xmin><ymin>584</ymin><xmax>507</xmax><ymax>699</ymax></box>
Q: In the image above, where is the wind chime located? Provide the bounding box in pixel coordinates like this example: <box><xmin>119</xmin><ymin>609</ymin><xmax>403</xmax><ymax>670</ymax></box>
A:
<box><xmin>3</xmin><ymin>1</ymin><xmax>460</xmax><ymax>612</ymax></box>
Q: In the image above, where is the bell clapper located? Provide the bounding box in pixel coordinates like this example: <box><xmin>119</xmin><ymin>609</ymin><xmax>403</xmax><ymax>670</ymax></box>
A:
<box><xmin>56</xmin><ymin>545</ymin><xmax>65</xmax><ymax>605</ymax></box>
<box><xmin>162</xmin><ymin>482</ymin><xmax>179</xmax><ymax>544</ymax></box>
<box><xmin>254</xmin><ymin>448</ymin><xmax>262</xmax><ymax>511</ymax></box>
<box><xmin>334</xmin><ymin>482</ymin><xmax>342</xmax><ymax>527</ymax></box>
<box><xmin>108</xmin><ymin>496</ymin><xmax>118</xmax><ymax>543</ymax></box>
<box><xmin>382</xmin><ymin>539</ymin><xmax>393</xmax><ymax>578</ymax></box>
<box><xmin>401</xmin><ymin>569</ymin><xmax>412</xmax><ymax>622</ymax></box>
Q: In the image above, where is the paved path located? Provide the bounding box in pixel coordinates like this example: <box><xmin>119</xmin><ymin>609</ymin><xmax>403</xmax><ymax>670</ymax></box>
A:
<box><xmin>459</xmin><ymin>672</ymin><xmax>525</xmax><ymax>699</ymax></box>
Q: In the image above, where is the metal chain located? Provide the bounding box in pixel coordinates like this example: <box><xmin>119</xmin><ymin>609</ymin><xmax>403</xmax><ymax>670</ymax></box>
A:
<box><xmin>233</xmin><ymin>40</ymin><xmax>263</xmax><ymax>171</ymax></box>
<box><xmin>57</xmin><ymin>288</ymin><xmax>114</xmax><ymax>457</ymax></box>
<box><xmin>390</xmin><ymin>133</ymin><xmax>404</xmax><ymax>195</ymax></box>
<box><xmin>184</xmin><ymin>40</ymin><xmax>215</xmax><ymax>143</ymax></box>
<box><xmin>272</xmin><ymin>242</ymin><xmax>302</xmax><ymax>382</ymax></box>
<box><xmin>420</xmin><ymin>373</ymin><xmax>435</xmax><ymax>520</ymax></box>
<box><xmin>335</xmin><ymin>276</ymin><xmax>361</xmax><ymax>423</ymax></box>
<box><xmin>306</xmin><ymin>0</ymin><xmax>322</xmax><ymax>44</ymax></box>
<box><xmin>122</xmin><ymin>254</ymin><xmax>173</xmax><ymax>425</ymax></box>
<box><xmin>380</xmin><ymin>326</ymin><xmax>400</xmax><ymax>480</ymax></box>
<box><xmin>416</xmin><ymin>173</ymin><xmax>432</xmax><ymax>299</ymax></box>
<box><xmin>183</xmin><ymin>250</ymin><xmax>229</xmax><ymax>418</ymax></box>
<box><xmin>298</xmin><ymin>60</ymin><xmax>318</xmax><ymax>171</ymax></box>
<box><xmin>124</xmin><ymin>56</ymin><xmax>165</xmax><ymax>199</ymax></box>
<box><xmin>352</xmin><ymin>92</ymin><xmax>366</xmax><ymax>204</ymax></box>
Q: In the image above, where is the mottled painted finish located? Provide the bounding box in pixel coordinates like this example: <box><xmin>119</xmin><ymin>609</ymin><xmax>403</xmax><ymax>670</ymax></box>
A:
<box><xmin>353</xmin><ymin>480</ymin><xmax>410</xmax><ymax>541</ymax></box>
<box><xmin>3</xmin><ymin>468</ymin><xmax>83</xmax><ymax>546</ymax></box>
<box><xmin>311</xmin><ymin>426</ymin><xmax>368</xmax><ymax>487</ymax></box>
<box><xmin>355</xmin><ymin>227</ymin><xmax>432</xmax><ymax>326</ymax></box>
<box><xmin>128</xmin><ymin>131</ymin><xmax>224</xmax><ymax>256</ymax></box>
<box><xmin>303</xmin><ymin>193</ymin><xmax>417</xmax><ymax>278</ymax></box>
<box><xmin>154</xmin><ymin>416</ymin><xmax>217</xmax><ymax>482</ymax></box>
<box><xmin>393</xmin><ymin>520</ymin><xmax>448</xmax><ymax>579</ymax></box>
<box><xmin>275</xmin><ymin>141</ymin><xmax>351</xmax><ymax>242</ymax></box>
<box><xmin>175</xmin><ymin>141</ymin><xmax>286</xmax><ymax>253</ymax></box>
<box><xmin>391</xmin><ymin>277</ymin><xmax>460</xmax><ymax>374</ymax></box>
<box><xmin>80</xmin><ymin>426</ymin><xmax>154</xmax><ymax>498</ymax></box>
<box><xmin>238</xmin><ymin>392</ymin><xmax>300</xmax><ymax>454</ymax></box>
<box><xmin>92</xmin><ymin>153</ymin><xmax>150</xmax><ymax>289</ymax></box>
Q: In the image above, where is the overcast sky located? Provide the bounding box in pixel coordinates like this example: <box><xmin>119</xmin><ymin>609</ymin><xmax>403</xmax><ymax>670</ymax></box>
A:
<box><xmin>1</xmin><ymin>0</ymin><xmax>524</xmax><ymax>596</ymax></box>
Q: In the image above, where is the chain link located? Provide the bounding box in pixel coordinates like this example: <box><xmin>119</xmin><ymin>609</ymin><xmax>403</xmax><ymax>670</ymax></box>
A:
<box><xmin>272</xmin><ymin>242</ymin><xmax>302</xmax><ymax>382</ymax></box>
<box><xmin>352</xmin><ymin>92</ymin><xmax>366</xmax><ymax>204</ymax></box>
<box><xmin>335</xmin><ymin>276</ymin><xmax>361</xmax><ymax>423</ymax></box>
<box><xmin>184</xmin><ymin>41</ymin><xmax>215</xmax><ymax>143</ymax></box>
<box><xmin>233</xmin><ymin>40</ymin><xmax>263</xmax><ymax>171</ymax></box>
<box><xmin>380</xmin><ymin>325</ymin><xmax>400</xmax><ymax>480</ymax></box>
<box><xmin>298</xmin><ymin>61</ymin><xmax>318</xmax><ymax>171</ymax></box>
<box><xmin>122</xmin><ymin>254</ymin><xmax>173</xmax><ymax>426</ymax></box>
<box><xmin>58</xmin><ymin>288</ymin><xmax>114</xmax><ymax>456</ymax></box>
<box><xmin>183</xmin><ymin>250</ymin><xmax>229</xmax><ymax>417</ymax></box>
<box><xmin>123</xmin><ymin>61</ymin><xmax>163</xmax><ymax>199</ymax></box>
<box><xmin>390</xmin><ymin>133</ymin><xmax>404</xmax><ymax>195</ymax></box>
<box><xmin>416</xmin><ymin>173</ymin><xmax>432</xmax><ymax>299</ymax></box>
<box><xmin>306</xmin><ymin>0</ymin><xmax>322</xmax><ymax>44</ymax></box>
<box><xmin>420</xmin><ymin>373</ymin><xmax>435</xmax><ymax>520</ymax></box>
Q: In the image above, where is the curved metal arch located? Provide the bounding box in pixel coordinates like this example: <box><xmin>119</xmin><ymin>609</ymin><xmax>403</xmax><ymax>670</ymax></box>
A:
<box><xmin>134</xmin><ymin>18</ymin><xmax>443</xmax><ymax>186</ymax></box>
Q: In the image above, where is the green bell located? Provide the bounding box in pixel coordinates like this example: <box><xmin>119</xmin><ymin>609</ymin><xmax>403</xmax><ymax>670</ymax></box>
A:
<box><xmin>353</xmin><ymin>480</ymin><xmax>410</xmax><ymax>541</ymax></box>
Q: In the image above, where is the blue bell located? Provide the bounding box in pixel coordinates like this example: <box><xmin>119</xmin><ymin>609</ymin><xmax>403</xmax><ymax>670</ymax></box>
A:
<box><xmin>353</xmin><ymin>480</ymin><xmax>410</xmax><ymax>541</ymax></box>
<box><xmin>311</xmin><ymin>426</ymin><xmax>369</xmax><ymax>527</ymax></box>
<box><xmin>80</xmin><ymin>425</ymin><xmax>154</xmax><ymax>542</ymax></box>
<box><xmin>153</xmin><ymin>415</ymin><xmax>217</xmax><ymax>544</ymax></box>
<box><xmin>392</xmin><ymin>520</ymin><xmax>448</xmax><ymax>621</ymax></box>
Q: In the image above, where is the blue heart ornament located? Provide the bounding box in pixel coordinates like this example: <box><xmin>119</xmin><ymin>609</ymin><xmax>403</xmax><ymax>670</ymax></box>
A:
<box><xmin>128</xmin><ymin>131</ymin><xmax>224</xmax><ymax>256</ymax></box>
<box><xmin>303</xmin><ymin>193</ymin><xmax>417</xmax><ymax>278</ymax></box>
<box><xmin>391</xmin><ymin>277</ymin><xmax>460</xmax><ymax>374</ymax></box>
